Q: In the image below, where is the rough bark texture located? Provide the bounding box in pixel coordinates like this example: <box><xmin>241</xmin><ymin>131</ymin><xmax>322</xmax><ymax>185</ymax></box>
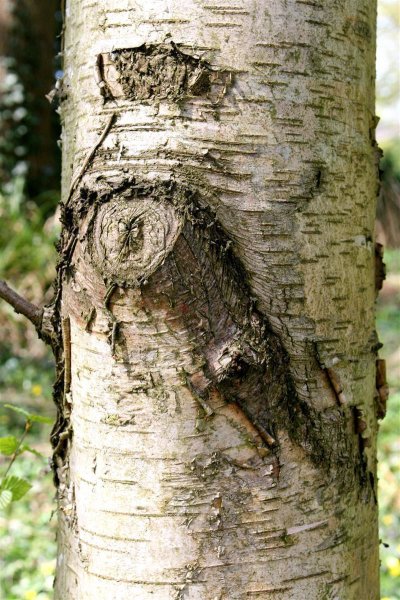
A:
<box><xmin>53</xmin><ymin>1</ymin><xmax>380</xmax><ymax>598</ymax></box>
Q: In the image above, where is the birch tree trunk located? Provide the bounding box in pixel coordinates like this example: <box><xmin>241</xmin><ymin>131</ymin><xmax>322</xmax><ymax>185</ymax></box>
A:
<box><xmin>51</xmin><ymin>1</ymin><xmax>381</xmax><ymax>598</ymax></box>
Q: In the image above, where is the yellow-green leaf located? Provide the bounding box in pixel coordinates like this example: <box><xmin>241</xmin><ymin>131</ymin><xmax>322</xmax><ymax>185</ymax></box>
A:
<box><xmin>0</xmin><ymin>489</ymin><xmax>12</xmax><ymax>509</ymax></box>
<box><xmin>3</xmin><ymin>404</ymin><xmax>53</xmax><ymax>424</ymax></box>
<box><xmin>1</xmin><ymin>475</ymin><xmax>32</xmax><ymax>501</ymax></box>
<box><xmin>0</xmin><ymin>436</ymin><xmax>19</xmax><ymax>456</ymax></box>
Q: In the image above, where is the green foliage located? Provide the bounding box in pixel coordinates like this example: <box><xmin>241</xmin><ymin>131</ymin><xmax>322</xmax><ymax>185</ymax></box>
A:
<box><xmin>1</xmin><ymin>475</ymin><xmax>32</xmax><ymax>502</ymax></box>
<box><xmin>379</xmin><ymin>389</ymin><xmax>400</xmax><ymax>600</ymax></box>
<box><xmin>0</xmin><ymin>404</ymin><xmax>53</xmax><ymax>510</ymax></box>
<box><xmin>0</xmin><ymin>356</ymin><xmax>55</xmax><ymax>407</ymax></box>
<box><xmin>0</xmin><ymin>172</ymin><xmax>57</xmax><ymax>594</ymax></box>
<box><xmin>0</xmin><ymin>175</ymin><xmax>58</xmax><ymax>424</ymax></box>
<box><xmin>3</xmin><ymin>405</ymin><xmax>53</xmax><ymax>425</ymax></box>
<box><xmin>0</xmin><ymin>436</ymin><xmax>20</xmax><ymax>456</ymax></box>
<box><xmin>0</xmin><ymin>179</ymin><xmax>60</xmax><ymax>279</ymax></box>
<box><xmin>0</xmin><ymin>402</ymin><xmax>55</xmax><ymax>599</ymax></box>
<box><xmin>0</xmin><ymin>489</ymin><xmax>13</xmax><ymax>510</ymax></box>
<box><xmin>0</xmin><ymin>436</ymin><xmax>44</xmax><ymax>460</ymax></box>
<box><xmin>377</xmin><ymin>248</ymin><xmax>400</xmax><ymax>600</ymax></box>
<box><xmin>0</xmin><ymin>171</ymin><xmax>59</xmax><ymax>597</ymax></box>
<box><xmin>0</xmin><ymin>450</ymin><xmax>56</xmax><ymax>600</ymax></box>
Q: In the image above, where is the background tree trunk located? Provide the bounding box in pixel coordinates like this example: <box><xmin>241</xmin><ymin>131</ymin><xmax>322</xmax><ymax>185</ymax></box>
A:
<box><xmin>53</xmin><ymin>1</ymin><xmax>381</xmax><ymax>598</ymax></box>
<box><xmin>0</xmin><ymin>0</ymin><xmax>59</xmax><ymax>195</ymax></box>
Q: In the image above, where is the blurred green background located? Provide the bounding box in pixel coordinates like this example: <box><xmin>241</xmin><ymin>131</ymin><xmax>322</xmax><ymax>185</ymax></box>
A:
<box><xmin>0</xmin><ymin>1</ymin><xmax>399</xmax><ymax>599</ymax></box>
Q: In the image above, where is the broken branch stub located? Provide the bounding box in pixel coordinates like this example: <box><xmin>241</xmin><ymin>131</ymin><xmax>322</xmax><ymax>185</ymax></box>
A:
<box><xmin>98</xmin><ymin>43</ymin><xmax>231</xmax><ymax>103</ymax></box>
<box><xmin>88</xmin><ymin>194</ymin><xmax>182</xmax><ymax>286</ymax></box>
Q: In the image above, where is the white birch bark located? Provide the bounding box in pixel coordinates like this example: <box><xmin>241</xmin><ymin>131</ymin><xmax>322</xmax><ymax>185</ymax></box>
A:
<box><xmin>52</xmin><ymin>1</ymin><xmax>381</xmax><ymax>598</ymax></box>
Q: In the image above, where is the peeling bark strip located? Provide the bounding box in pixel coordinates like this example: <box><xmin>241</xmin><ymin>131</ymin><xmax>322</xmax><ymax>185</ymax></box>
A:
<box><xmin>375</xmin><ymin>358</ymin><xmax>389</xmax><ymax>419</ymax></box>
<box><xmin>54</xmin><ymin>1</ymin><xmax>380</xmax><ymax>597</ymax></box>
<box><xmin>99</xmin><ymin>42</ymin><xmax>232</xmax><ymax>103</ymax></box>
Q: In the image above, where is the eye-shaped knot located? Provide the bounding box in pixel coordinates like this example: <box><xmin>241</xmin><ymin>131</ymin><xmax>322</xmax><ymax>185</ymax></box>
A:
<box><xmin>88</xmin><ymin>196</ymin><xmax>181</xmax><ymax>286</ymax></box>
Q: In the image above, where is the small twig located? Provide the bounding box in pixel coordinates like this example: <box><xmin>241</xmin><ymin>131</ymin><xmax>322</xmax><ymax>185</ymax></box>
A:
<box><xmin>0</xmin><ymin>280</ymin><xmax>42</xmax><ymax>329</ymax></box>
<box><xmin>66</xmin><ymin>112</ymin><xmax>117</xmax><ymax>205</ymax></box>
<box><xmin>3</xmin><ymin>421</ymin><xmax>31</xmax><ymax>479</ymax></box>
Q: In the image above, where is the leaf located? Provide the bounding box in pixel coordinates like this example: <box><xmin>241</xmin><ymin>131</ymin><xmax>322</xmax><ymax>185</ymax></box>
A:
<box><xmin>3</xmin><ymin>404</ymin><xmax>31</xmax><ymax>419</ymax></box>
<box><xmin>0</xmin><ymin>436</ymin><xmax>19</xmax><ymax>456</ymax></box>
<box><xmin>3</xmin><ymin>404</ymin><xmax>53</xmax><ymax>424</ymax></box>
<box><xmin>20</xmin><ymin>444</ymin><xmax>45</xmax><ymax>458</ymax></box>
<box><xmin>0</xmin><ymin>489</ymin><xmax>12</xmax><ymax>509</ymax></box>
<box><xmin>0</xmin><ymin>438</ymin><xmax>44</xmax><ymax>458</ymax></box>
<box><xmin>0</xmin><ymin>475</ymin><xmax>32</xmax><ymax>501</ymax></box>
<box><xmin>28</xmin><ymin>414</ymin><xmax>53</xmax><ymax>425</ymax></box>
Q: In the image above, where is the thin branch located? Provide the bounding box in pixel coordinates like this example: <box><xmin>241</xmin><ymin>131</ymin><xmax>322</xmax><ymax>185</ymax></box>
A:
<box><xmin>66</xmin><ymin>112</ymin><xmax>117</xmax><ymax>205</ymax></box>
<box><xmin>3</xmin><ymin>421</ymin><xmax>31</xmax><ymax>479</ymax></box>
<box><xmin>0</xmin><ymin>279</ymin><xmax>43</xmax><ymax>329</ymax></box>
